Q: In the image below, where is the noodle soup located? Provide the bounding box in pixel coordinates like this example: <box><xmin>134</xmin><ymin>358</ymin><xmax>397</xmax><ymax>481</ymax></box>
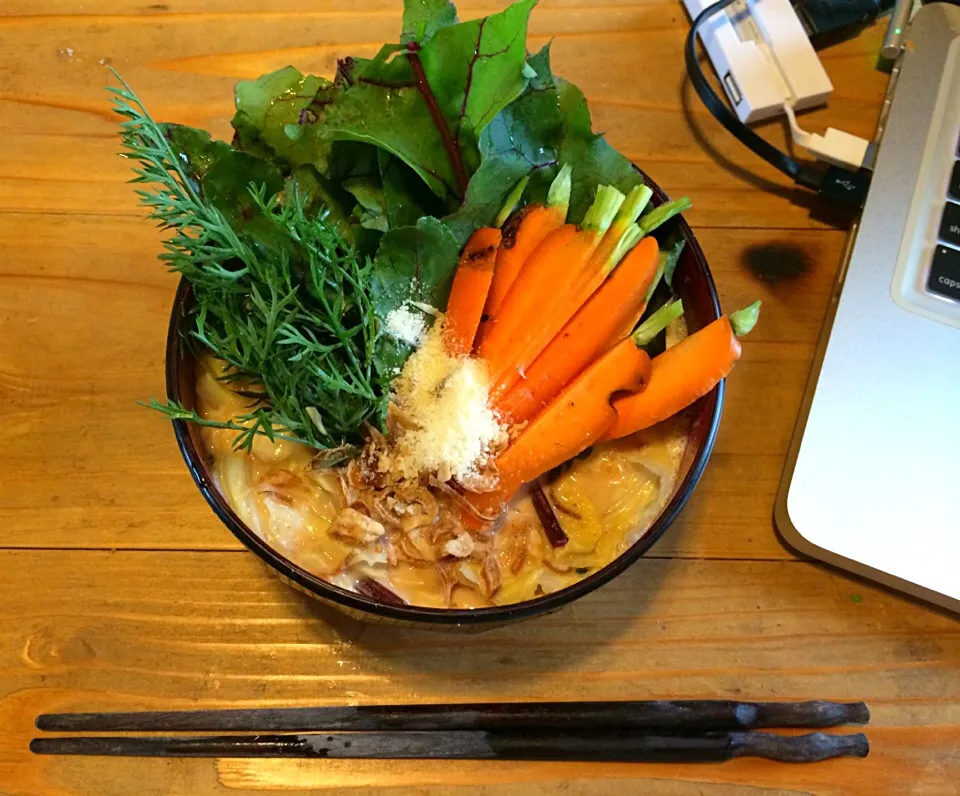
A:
<box><xmin>195</xmin><ymin>354</ymin><xmax>689</xmax><ymax>608</ymax></box>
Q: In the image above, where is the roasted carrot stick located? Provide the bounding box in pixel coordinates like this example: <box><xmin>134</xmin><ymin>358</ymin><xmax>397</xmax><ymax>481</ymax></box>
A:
<box><xmin>443</xmin><ymin>227</ymin><xmax>502</xmax><ymax>356</ymax></box>
<box><xmin>468</xmin><ymin>336</ymin><xmax>654</xmax><ymax>519</ymax></box>
<box><xmin>443</xmin><ymin>177</ymin><xmax>529</xmax><ymax>356</ymax></box>
<box><xmin>466</xmin><ymin>301</ymin><xmax>685</xmax><ymax>520</ymax></box>
<box><xmin>496</xmin><ymin>236</ymin><xmax>661</xmax><ymax>424</ymax></box>
<box><xmin>483</xmin><ymin>186</ymin><xmax>669</xmax><ymax>397</ymax></box>
<box><xmin>600</xmin><ymin>301</ymin><xmax>761</xmax><ymax>442</ymax></box>
<box><xmin>588</xmin><ymin>184</ymin><xmax>652</xmax><ymax>276</ymax></box>
<box><xmin>480</xmin><ymin>166</ymin><xmax>572</xmax><ymax>334</ymax></box>
<box><xmin>478</xmin><ymin>186</ymin><xmax>627</xmax><ymax>397</ymax></box>
<box><xmin>549</xmin><ymin>191</ymin><xmax>692</xmax><ymax>373</ymax></box>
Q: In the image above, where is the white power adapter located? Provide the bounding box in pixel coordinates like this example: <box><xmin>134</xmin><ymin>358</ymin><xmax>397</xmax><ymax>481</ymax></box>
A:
<box><xmin>683</xmin><ymin>0</ymin><xmax>833</xmax><ymax>122</ymax></box>
<box><xmin>684</xmin><ymin>0</ymin><xmax>871</xmax><ymax>172</ymax></box>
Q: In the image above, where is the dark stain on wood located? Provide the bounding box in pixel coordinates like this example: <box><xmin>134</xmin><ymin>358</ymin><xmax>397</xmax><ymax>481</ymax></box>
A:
<box><xmin>743</xmin><ymin>242</ymin><xmax>811</xmax><ymax>283</ymax></box>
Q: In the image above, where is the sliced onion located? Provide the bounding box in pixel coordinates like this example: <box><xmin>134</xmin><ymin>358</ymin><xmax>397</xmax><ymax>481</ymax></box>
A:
<box><xmin>429</xmin><ymin>477</ymin><xmax>500</xmax><ymax>523</ymax></box>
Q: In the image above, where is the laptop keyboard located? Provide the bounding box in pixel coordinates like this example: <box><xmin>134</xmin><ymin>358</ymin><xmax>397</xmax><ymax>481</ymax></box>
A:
<box><xmin>940</xmin><ymin>196</ymin><xmax>960</xmax><ymax>245</ymax></box>
<box><xmin>887</xmin><ymin>35</ymin><xmax>960</xmax><ymax>330</ymax></box>
<box><xmin>926</xmin><ymin>145</ymin><xmax>960</xmax><ymax>302</ymax></box>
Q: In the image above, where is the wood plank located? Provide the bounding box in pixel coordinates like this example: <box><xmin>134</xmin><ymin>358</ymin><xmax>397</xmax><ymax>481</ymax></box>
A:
<box><xmin>2</xmin><ymin>3</ymin><xmax>952</xmax><ymax>795</ymax></box>
<box><xmin>0</xmin><ymin>2</ymin><xmax>887</xmax><ymax>229</ymax></box>
<box><xmin>0</xmin><ymin>211</ymin><xmax>842</xmax><ymax>555</ymax></box>
<box><xmin>1</xmin><ymin>550</ymin><xmax>957</xmax><ymax>795</ymax></box>
<box><xmin>4</xmin><ymin>0</ymin><xmax>656</xmax><ymax>14</ymax></box>
<box><xmin>211</xmin><ymin>774</ymin><xmax>807</xmax><ymax>795</ymax></box>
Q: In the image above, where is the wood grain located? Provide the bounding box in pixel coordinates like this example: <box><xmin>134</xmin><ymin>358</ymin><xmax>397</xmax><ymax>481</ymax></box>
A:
<box><xmin>1</xmin><ymin>0</ymin><xmax>956</xmax><ymax>794</ymax></box>
<box><xmin>2</xmin><ymin>551</ymin><xmax>960</xmax><ymax>795</ymax></box>
<box><xmin>0</xmin><ymin>1</ymin><xmax>885</xmax><ymax>229</ymax></box>
<box><xmin>0</xmin><ymin>213</ymin><xmax>839</xmax><ymax>556</ymax></box>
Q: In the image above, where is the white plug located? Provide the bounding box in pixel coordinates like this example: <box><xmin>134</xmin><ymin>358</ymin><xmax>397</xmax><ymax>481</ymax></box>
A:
<box><xmin>783</xmin><ymin>103</ymin><xmax>870</xmax><ymax>170</ymax></box>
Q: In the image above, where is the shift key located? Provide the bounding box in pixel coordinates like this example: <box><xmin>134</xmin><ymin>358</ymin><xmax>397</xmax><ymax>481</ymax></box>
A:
<box><xmin>941</xmin><ymin>201</ymin><xmax>960</xmax><ymax>246</ymax></box>
<box><xmin>927</xmin><ymin>245</ymin><xmax>960</xmax><ymax>302</ymax></box>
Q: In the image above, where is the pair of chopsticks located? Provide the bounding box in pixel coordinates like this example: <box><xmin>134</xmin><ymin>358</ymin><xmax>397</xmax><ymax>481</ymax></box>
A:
<box><xmin>32</xmin><ymin>699</ymin><xmax>870</xmax><ymax>763</ymax></box>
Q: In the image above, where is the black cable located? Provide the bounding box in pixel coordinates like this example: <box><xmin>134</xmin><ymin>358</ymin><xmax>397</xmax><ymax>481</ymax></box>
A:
<box><xmin>684</xmin><ymin>0</ymin><xmax>873</xmax><ymax>206</ymax></box>
<box><xmin>685</xmin><ymin>0</ymin><xmax>819</xmax><ymax>185</ymax></box>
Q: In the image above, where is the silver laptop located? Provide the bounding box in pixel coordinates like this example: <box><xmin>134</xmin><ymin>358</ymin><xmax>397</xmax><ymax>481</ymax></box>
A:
<box><xmin>776</xmin><ymin>2</ymin><xmax>960</xmax><ymax>613</ymax></box>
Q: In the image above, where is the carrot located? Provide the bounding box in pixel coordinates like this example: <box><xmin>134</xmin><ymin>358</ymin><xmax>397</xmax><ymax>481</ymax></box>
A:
<box><xmin>496</xmin><ymin>235</ymin><xmax>661</xmax><ymax>424</ymax></box>
<box><xmin>482</xmin><ymin>185</ymin><xmax>666</xmax><ymax>397</ymax></box>
<box><xmin>588</xmin><ymin>184</ymin><xmax>653</xmax><ymax>277</ymax></box>
<box><xmin>443</xmin><ymin>227</ymin><xmax>502</xmax><ymax>356</ymax></box>
<box><xmin>601</xmin><ymin>301</ymin><xmax>761</xmax><ymax>442</ymax></box>
<box><xmin>479</xmin><ymin>165</ymin><xmax>572</xmax><ymax>334</ymax></box>
<box><xmin>547</xmin><ymin>190</ymin><xmax>691</xmax><ymax>372</ymax></box>
<box><xmin>467</xmin><ymin>300</ymin><xmax>684</xmax><ymax>521</ymax></box>
<box><xmin>467</xmin><ymin>336</ymin><xmax>654</xmax><ymax>519</ymax></box>
<box><xmin>478</xmin><ymin>186</ymin><xmax>627</xmax><ymax>398</ymax></box>
<box><xmin>443</xmin><ymin>177</ymin><xmax>530</xmax><ymax>356</ymax></box>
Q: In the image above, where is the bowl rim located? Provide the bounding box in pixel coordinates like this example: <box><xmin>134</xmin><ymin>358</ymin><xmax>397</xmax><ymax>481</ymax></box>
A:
<box><xmin>165</xmin><ymin>171</ymin><xmax>724</xmax><ymax>625</ymax></box>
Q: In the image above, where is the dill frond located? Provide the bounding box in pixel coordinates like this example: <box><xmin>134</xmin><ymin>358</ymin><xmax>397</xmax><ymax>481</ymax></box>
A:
<box><xmin>111</xmin><ymin>72</ymin><xmax>387</xmax><ymax>456</ymax></box>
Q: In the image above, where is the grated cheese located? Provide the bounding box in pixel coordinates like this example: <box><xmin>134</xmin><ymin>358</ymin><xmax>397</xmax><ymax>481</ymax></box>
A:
<box><xmin>392</xmin><ymin>319</ymin><xmax>506</xmax><ymax>482</ymax></box>
<box><xmin>384</xmin><ymin>305</ymin><xmax>427</xmax><ymax>345</ymax></box>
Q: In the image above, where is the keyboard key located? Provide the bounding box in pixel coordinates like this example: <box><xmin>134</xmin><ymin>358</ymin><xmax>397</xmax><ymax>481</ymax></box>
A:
<box><xmin>951</xmin><ymin>160</ymin><xmax>960</xmax><ymax>200</ymax></box>
<box><xmin>942</xmin><ymin>201</ymin><xmax>960</xmax><ymax>247</ymax></box>
<box><xmin>927</xmin><ymin>245</ymin><xmax>960</xmax><ymax>302</ymax></box>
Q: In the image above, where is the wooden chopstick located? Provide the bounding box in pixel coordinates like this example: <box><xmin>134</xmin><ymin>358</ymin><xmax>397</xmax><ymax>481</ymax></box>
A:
<box><xmin>30</xmin><ymin>730</ymin><xmax>870</xmax><ymax>763</ymax></box>
<box><xmin>35</xmin><ymin>699</ymin><xmax>869</xmax><ymax>733</ymax></box>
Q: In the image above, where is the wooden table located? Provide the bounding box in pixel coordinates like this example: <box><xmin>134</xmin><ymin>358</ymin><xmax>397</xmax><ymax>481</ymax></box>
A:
<box><xmin>2</xmin><ymin>1</ymin><xmax>958</xmax><ymax>793</ymax></box>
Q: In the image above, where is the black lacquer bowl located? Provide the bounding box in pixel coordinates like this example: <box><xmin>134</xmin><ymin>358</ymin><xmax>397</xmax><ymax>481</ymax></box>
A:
<box><xmin>166</xmin><ymin>173</ymin><xmax>724</xmax><ymax>630</ymax></box>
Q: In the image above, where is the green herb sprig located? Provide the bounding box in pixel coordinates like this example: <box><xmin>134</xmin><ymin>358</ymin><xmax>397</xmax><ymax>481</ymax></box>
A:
<box><xmin>110</xmin><ymin>74</ymin><xmax>387</xmax><ymax>460</ymax></box>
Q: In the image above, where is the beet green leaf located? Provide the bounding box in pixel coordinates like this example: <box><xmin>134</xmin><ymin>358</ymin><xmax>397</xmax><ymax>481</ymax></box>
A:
<box><xmin>402</xmin><ymin>0</ymin><xmax>459</xmax><ymax>44</ymax></box>
<box><xmin>554</xmin><ymin>75</ymin><xmax>646</xmax><ymax>222</ymax></box>
<box><xmin>232</xmin><ymin>67</ymin><xmax>339</xmax><ymax>172</ymax></box>
<box><xmin>369</xmin><ymin>216</ymin><xmax>461</xmax><ymax>376</ymax></box>
<box><xmin>449</xmin><ymin>42</ymin><xmax>646</xmax><ymax>231</ymax></box>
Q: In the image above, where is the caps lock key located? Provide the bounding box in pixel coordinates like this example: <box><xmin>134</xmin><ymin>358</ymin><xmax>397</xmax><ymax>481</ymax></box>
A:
<box><xmin>927</xmin><ymin>244</ymin><xmax>960</xmax><ymax>303</ymax></box>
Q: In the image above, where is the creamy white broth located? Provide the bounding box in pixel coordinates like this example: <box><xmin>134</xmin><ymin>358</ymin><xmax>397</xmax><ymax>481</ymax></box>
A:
<box><xmin>195</xmin><ymin>353</ymin><xmax>689</xmax><ymax>608</ymax></box>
